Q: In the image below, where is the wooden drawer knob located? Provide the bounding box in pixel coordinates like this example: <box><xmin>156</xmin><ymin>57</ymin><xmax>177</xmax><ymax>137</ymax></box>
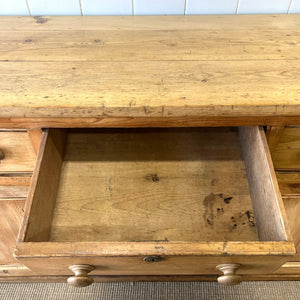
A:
<box><xmin>216</xmin><ymin>263</ymin><xmax>242</xmax><ymax>286</ymax></box>
<box><xmin>67</xmin><ymin>264</ymin><xmax>95</xmax><ymax>287</ymax></box>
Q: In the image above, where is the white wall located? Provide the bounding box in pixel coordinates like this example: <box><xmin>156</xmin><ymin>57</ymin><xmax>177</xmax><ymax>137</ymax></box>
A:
<box><xmin>0</xmin><ymin>0</ymin><xmax>299</xmax><ymax>16</ymax></box>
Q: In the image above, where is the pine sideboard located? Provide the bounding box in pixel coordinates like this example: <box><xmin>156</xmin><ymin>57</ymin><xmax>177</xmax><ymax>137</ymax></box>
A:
<box><xmin>0</xmin><ymin>15</ymin><xmax>299</xmax><ymax>286</ymax></box>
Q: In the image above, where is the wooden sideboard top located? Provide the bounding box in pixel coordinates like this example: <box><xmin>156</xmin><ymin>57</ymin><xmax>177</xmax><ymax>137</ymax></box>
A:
<box><xmin>0</xmin><ymin>15</ymin><xmax>299</xmax><ymax>127</ymax></box>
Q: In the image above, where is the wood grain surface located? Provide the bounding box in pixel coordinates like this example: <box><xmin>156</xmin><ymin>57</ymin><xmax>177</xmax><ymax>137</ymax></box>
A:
<box><xmin>271</xmin><ymin>127</ymin><xmax>300</xmax><ymax>171</ymax></box>
<box><xmin>1</xmin><ymin>117</ymin><xmax>300</xmax><ymax>129</ymax></box>
<box><xmin>0</xmin><ymin>186</ymin><xmax>28</xmax><ymax>199</ymax></box>
<box><xmin>0</xmin><ymin>200</ymin><xmax>25</xmax><ymax>264</ymax></box>
<box><xmin>49</xmin><ymin>128</ymin><xmax>258</xmax><ymax>243</ymax></box>
<box><xmin>277</xmin><ymin>172</ymin><xmax>300</xmax><ymax>197</ymax></box>
<box><xmin>21</xmin><ymin>129</ymin><xmax>66</xmax><ymax>243</ymax></box>
<box><xmin>0</xmin><ymin>132</ymin><xmax>36</xmax><ymax>172</ymax></box>
<box><xmin>275</xmin><ymin>262</ymin><xmax>300</xmax><ymax>274</ymax></box>
<box><xmin>14</xmin><ymin>253</ymin><xmax>292</xmax><ymax>276</ymax></box>
<box><xmin>0</xmin><ymin>15</ymin><xmax>299</xmax><ymax>125</ymax></box>
<box><xmin>283</xmin><ymin>198</ymin><xmax>300</xmax><ymax>261</ymax></box>
<box><xmin>0</xmin><ymin>175</ymin><xmax>31</xmax><ymax>187</ymax></box>
<box><xmin>0</xmin><ymin>60</ymin><xmax>299</xmax><ymax>119</ymax></box>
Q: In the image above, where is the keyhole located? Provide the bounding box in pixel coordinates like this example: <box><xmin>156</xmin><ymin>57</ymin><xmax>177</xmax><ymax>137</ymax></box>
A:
<box><xmin>143</xmin><ymin>255</ymin><xmax>164</xmax><ymax>263</ymax></box>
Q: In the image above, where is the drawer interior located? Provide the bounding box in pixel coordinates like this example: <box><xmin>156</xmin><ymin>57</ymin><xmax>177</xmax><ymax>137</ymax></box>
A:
<box><xmin>51</xmin><ymin>128</ymin><xmax>257</xmax><ymax>242</ymax></box>
<box><xmin>19</xmin><ymin>127</ymin><xmax>291</xmax><ymax>246</ymax></box>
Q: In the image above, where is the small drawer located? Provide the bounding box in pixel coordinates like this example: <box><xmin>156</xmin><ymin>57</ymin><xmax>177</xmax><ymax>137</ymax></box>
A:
<box><xmin>15</xmin><ymin>127</ymin><xmax>295</xmax><ymax>278</ymax></box>
<box><xmin>0</xmin><ymin>130</ymin><xmax>36</xmax><ymax>200</ymax></box>
<box><xmin>0</xmin><ymin>131</ymin><xmax>36</xmax><ymax>173</ymax></box>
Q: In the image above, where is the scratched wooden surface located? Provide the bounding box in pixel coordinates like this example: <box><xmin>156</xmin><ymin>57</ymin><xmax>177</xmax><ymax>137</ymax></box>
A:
<box><xmin>0</xmin><ymin>15</ymin><xmax>299</xmax><ymax>122</ymax></box>
<box><xmin>49</xmin><ymin>128</ymin><xmax>258</xmax><ymax>242</ymax></box>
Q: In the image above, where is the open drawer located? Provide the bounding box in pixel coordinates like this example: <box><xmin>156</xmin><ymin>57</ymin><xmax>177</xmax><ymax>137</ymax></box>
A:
<box><xmin>15</xmin><ymin>127</ymin><xmax>295</xmax><ymax>283</ymax></box>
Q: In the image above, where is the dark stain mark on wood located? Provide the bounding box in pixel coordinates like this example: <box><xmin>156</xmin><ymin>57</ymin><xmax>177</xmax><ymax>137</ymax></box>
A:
<box><xmin>94</xmin><ymin>39</ymin><xmax>105</xmax><ymax>45</ymax></box>
<box><xmin>207</xmin><ymin>218</ymin><xmax>213</xmax><ymax>225</ymax></box>
<box><xmin>0</xmin><ymin>150</ymin><xmax>4</xmax><ymax>160</ymax></box>
<box><xmin>230</xmin><ymin>211</ymin><xmax>256</xmax><ymax>231</ymax></box>
<box><xmin>24</xmin><ymin>39</ymin><xmax>32</xmax><ymax>43</ymax></box>
<box><xmin>167</xmin><ymin>42</ymin><xmax>178</xmax><ymax>47</ymax></box>
<box><xmin>224</xmin><ymin>196</ymin><xmax>233</xmax><ymax>204</ymax></box>
<box><xmin>287</xmin><ymin>183</ymin><xmax>300</xmax><ymax>190</ymax></box>
<box><xmin>201</xmin><ymin>78</ymin><xmax>208</xmax><ymax>83</ymax></box>
<box><xmin>217</xmin><ymin>207</ymin><xmax>224</xmax><ymax>213</ymax></box>
<box><xmin>245</xmin><ymin>210</ymin><xmax>256</xmax><ymax>227</ymax></box>
<box><xmin>34</xmin><ymin>16</ymin><xmax>48</xmax><ymax>24</ymax></box>
<box><xmin>146</xmin><ymin>173</ymin><xmax>160</xmax><ymax>182</ymax></box>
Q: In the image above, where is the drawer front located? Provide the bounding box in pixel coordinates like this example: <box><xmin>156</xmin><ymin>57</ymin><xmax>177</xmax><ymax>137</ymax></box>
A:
<box><xmin>0</xmin><ymin>131</ymin><xmax>36</xmax><ymax>173</ymax></box>
<box><xmin>17</xmin><ymin>255</ymin><xmax>290</xmax><ymax>276</ymax></box>
<box><xmin>0</xmin><ymin>130</ymin><xmax>36</xmax><ymax>200</ymax></box>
